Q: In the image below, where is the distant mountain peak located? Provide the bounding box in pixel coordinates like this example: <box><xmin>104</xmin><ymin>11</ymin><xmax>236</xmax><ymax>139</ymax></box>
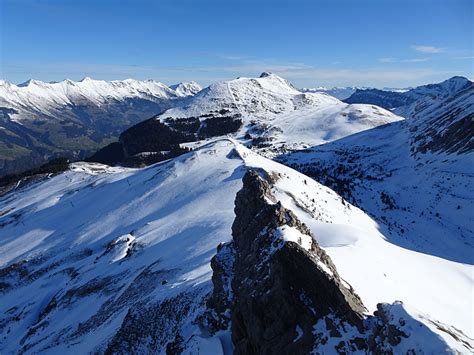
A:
<box><xmin>422</xmin><ymin>75</ymin><xmax>471</xmax><ymax>90</ymax></box>
<box><xmin>18</xmin><ymin>79</ymin><xmax>44</xmax><ymax>87</ymax></box>
<box><xmin>446</xmin><ymin>75</ymin><xmax>469</xmax><ymax>82</ymax></box>
<box><xmin>170</xmin><ymin>81</ymin><xmax>202</xmax><ymax>96</ymax></box>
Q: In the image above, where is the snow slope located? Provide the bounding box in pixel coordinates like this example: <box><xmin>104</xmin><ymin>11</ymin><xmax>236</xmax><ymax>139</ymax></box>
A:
<box><xmin>238</xmin><ymin>144</ymin><xmax>473</xmax><ymax>341</ymax></box>
<box><xmin>0</xmin><ymin>139</ymin><xmax>471</xmax><ymax>353</ymax></box>
<box><xmin>395</xmin><ymin>77</ymin><xmax>473</xmax><ymax>121</ymax></box>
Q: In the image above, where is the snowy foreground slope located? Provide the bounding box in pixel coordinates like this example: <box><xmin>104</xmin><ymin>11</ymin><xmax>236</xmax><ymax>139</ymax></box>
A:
<box><xmin>0</xmin><ymin>140</ymin><xmax>472</xmax><ymax>353</ymax></box>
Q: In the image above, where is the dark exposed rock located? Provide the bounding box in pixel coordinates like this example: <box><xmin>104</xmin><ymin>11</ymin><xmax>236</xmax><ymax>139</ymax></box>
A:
<box><xmin>208</xmin><ymin>170</ymin><xmax>366</xmax><ymax>354</ymax></box>
<box><xmin>205</xmin><ymin>170</ymin><xmax>464</xmax><ymax>353</ymax></box>
<box><xmin>105</xmin><ymin>290</ymin><xmax>206</xmax><ymax>355</ymax></box>
<box><xmin>204</xmin><ymin>242</ymin><xmax>235</xmax><ymax>332</ymax></box>
<box><xmin>368</xmin><ymin>303</ymin><xmax>408</xmax><ymax>348</ymax></box>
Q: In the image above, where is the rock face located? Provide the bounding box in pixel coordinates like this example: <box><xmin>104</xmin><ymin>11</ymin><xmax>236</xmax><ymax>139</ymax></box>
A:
<box><xmin>206</xmin><ymin>170</ymin><xmax>468</xmax><ymax>354</ymax></box>
<box><xmin>209</xmin><ymin>170</ymin><xmax>367</xmax><ymax>354</ymax></box>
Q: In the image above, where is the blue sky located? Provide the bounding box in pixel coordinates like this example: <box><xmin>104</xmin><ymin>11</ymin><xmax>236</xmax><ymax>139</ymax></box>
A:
<box><xmin>1</xmin><ymin>0</ymin><xmax>472</xmax><ymax>88</ymax></box>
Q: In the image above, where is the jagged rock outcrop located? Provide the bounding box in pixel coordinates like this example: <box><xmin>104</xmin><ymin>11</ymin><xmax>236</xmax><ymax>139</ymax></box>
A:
<box><xmin>205</xmin><ymin>170</ymin><xmax>469</xmax><ymax>354</ymax></box>
<box><xmin>209</xmin><ymin>170</ymin><xmax>367</xmax><ymax>354</ymax></box>
<box><xmin>205</xmin><ymin>242</ymin><xmax>235</xmax><ymax>332</ymax></box>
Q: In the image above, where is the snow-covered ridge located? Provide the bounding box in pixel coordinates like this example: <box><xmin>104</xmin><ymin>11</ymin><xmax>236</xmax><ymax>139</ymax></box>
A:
<box><xmin>160</xmin><ymin>72</ymin><xmax>340</xmax><ymax>120</ymax></box>
<box><xmin>301</xmin><ymin>86</ymin><xmax>409</xmax><ymax>100</ymax></box>
<box><xmin>0</xmin><ymin>77</ymin><xmax>202</xmax><ymax>115</ymax></box>
<box><xmin>395</xmin><ymin>77</ymin><xmax>474</xmax><ymax>119</ymax></box>
<box><xmin>408</xmin><ymin>75</ymin><xmax>471</xmax><ymax>99</ymax></box>
<box><xmin>344</xmin><ymin>76</ymin><xmax>472</xmax><ymax>111</ymax></box>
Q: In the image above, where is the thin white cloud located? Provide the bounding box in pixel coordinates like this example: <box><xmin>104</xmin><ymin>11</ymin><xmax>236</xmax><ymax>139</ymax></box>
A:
<box><xmin>403</xmin><ymin>58</ymin><xmax>429</xmax><ymax>63</ymax></box>
<box><xmin>411</xmin><ymin>45</ymin><xmax>445</xmax><ymax>53</ymax></box>
<box><xmin>378</xmin><ymin>57</ymin><xmax>429</xmax><ymax>64</ymax></box>
<box><xmin>378</xmin><ymin>58</ymin><xmax>396</xmax><ymax>63</ymax></box>
<box><xmin>219</xmin><ymin>55</ymin><xmax>247</xmax><ymax>61</ymax></box>
<box><xmin>453</xmin><ymin>56</ymin><xmax>474</xmax><ymax>60</ymax></box>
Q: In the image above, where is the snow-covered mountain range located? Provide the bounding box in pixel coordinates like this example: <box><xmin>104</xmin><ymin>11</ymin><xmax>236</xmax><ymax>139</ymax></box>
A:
<box><xmin>344</xmin><ymin>76</ymin><xmax>471</xmax><ymax>110</ymax></box>
<box><xmin>92</xmin><ymin>72</ymin><xmax>402</xmax><ymax>167</ymax></box>
<box><xmin>302</xmin><ymin>86</ymin><xmax>409</xmax><ymax>100</ymax></box>
<box><xmin>0</xmin><ymin>78</ymin><xmax>201</xmax><ymax>122</ymax></box>
<box><xmin>123</xmin><ymin>74</ymin><xmax>468</xmax><ymax>160</ymax></box>
<box><xmin>5</xmin><ymin>74</ymin><xmax>468</xmax><ymax>178</ymax></box>
<box><xmin>0</xmin><ymin>78</ymin><xmax>202</xmax><ymax>176</ymax></box>
<box><xmin>0</xmin><ymin>73</ymin><xmax>472</xmax><ymax>353</ymax></box>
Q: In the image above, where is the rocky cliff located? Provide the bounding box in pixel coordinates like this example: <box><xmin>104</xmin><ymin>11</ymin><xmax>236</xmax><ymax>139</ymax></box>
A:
<box><xmin>205</xmin><ymin>170</ymin><xmax>468</xmax><ymax>354</ymax></box>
